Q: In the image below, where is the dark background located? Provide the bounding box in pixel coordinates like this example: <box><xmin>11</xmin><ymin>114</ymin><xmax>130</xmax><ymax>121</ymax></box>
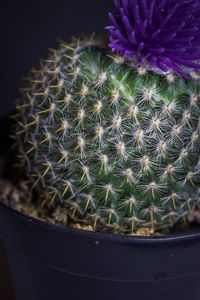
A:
<box><xmin>0</xmin><ymin>0</ymin><xmax>114</xmax><ymax>118</ymax></box>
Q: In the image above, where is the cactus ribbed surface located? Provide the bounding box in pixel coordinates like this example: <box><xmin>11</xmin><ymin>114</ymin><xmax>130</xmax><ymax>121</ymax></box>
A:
<box><xmin>14</xmin><ymin>37</ymin><xmax>200</xmax><ymax>234</ymax></box>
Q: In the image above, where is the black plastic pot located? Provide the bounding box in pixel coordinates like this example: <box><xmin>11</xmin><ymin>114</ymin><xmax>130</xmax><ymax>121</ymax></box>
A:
<box><xmin>0</xmin><ymin>115</ymin><xmax>200</xmax><ymax>300</ymax></box>
<box><xmin>1</xmin><ymin>203</ymin><xmax>200</xmax><ymax>300</ymax></box>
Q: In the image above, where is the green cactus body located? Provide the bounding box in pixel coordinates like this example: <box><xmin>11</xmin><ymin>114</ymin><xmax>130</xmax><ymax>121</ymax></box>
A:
<box><xmin>15</xmin><ymin>39</ymin><xmax>200</xmax><ymax>234</ymax></box>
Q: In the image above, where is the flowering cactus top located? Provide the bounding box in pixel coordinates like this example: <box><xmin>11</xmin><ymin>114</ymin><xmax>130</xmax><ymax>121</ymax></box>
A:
<box><xmin>107</xmin><ymin>0</ymin><xmax>200</xmax><ymax>77</ymax></box>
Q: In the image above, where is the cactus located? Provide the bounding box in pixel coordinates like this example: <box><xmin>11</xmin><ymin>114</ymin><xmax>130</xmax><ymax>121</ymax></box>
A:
<box><xmin>13</xmin><ymin>1</ymin><xmax>200</xmax><ymax>234</ymax></box>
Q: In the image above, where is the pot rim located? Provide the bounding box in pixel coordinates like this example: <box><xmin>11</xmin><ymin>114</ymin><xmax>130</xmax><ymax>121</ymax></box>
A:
<box><xmin>1</xmin><ymin>202</ymin><xmax>200</xmax><ymax>244</ymax></box>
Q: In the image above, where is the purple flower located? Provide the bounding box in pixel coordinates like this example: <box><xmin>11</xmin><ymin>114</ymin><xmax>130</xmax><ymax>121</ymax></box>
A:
<box><xmin>106</xmin><ymin>0</ymin><xmax>200</xmax><ymax>77</ymax></box>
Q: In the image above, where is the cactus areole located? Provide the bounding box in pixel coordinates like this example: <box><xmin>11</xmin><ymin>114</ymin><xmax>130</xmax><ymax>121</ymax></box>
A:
<box><xmin>14</xmin><ymin>1</ymin><xmax>200</xmax><ymax>235</ymax></box>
